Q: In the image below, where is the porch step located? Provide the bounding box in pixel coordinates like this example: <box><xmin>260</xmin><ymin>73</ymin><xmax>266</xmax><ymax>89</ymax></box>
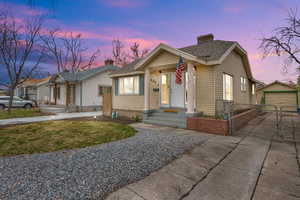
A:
<box><xmin>143</xmin><ymin>110</ymin><xmax>187</xmax><ymax>128</ymax></box>
<box><xmin>150</xmin><ymin>112</ymin><xmax>187</xmax><ymax>119</ymax></box>
<box><xmin>143</xmin><ymin>118</ymin><xmax>186</xmax><ymax>128</ymax></box>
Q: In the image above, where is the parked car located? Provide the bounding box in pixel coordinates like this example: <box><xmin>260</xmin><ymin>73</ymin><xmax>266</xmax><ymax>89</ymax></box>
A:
<box><xmin>0</xmin><ymin>96</ymin><xmax>35</xmax><ymax>110</ymax></box>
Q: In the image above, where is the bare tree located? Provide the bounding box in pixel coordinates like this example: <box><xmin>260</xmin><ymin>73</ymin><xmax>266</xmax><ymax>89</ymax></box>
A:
<box><xmin>111</xmin><ymin>39</ymin><xmax>129</xmax><ymax>66</ymax></box>
<box><xmin>41</xmin><ymin>29</ymin><xmax>100</xmax><ymax>73</ymax></box>
<box><xmin>130</xmin><ymin>42</ymin><xmax>149</xmax><ymax>60</ymax></box>
<box><xmin>111</xmin><ymin>39</ymin><xmax>149</xmax><ymax>66</ymax></box>
<box><xmin>260</xmin><ymin>9</ymin><xmax>300</xmax><ymax>81</ymax></box>
<box><xmin>0</xmin><ymin>11</ymin><xmax>45</xmax><ymax>112</ymax></box>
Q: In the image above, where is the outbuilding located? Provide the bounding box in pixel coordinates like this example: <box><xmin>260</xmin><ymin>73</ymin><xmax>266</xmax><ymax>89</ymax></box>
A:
<box><xmin>257</xmin><ymin>81</ymin><xmax>299</xmax><ymax>111</ymax></box>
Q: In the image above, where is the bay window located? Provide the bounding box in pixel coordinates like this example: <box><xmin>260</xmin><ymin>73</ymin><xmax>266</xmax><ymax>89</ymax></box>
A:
<box><xmin>223</xmin><ymin>73</ymin><xmax>233</xmax><ymax>101</ymax></box>
<box><xmin>119</xmin><ymin>76</ymin><xmax>139</xmax><ymax>95</ymax></box>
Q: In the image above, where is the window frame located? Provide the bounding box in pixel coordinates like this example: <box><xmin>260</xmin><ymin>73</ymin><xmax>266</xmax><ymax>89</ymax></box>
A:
<box><xmin>240</xmin><ymin>77</ymin><xmax>247</xmax><ymax>92</ymax></box>
<box><xmin>98</xmin><ymin>85</ymin><xmax>112</xmax><ymax>96</ymax></box>
<box><xmin>252</xmin><ymin>83</ymin><xmax>255</xmax><ymax>95</ymax></box>
<box><xmin>223</xmin><ymin>73</ymin><xmax>233</xmax><ymax>101</ymax></box>
<box><xmin>118</xmin><ymin>76</ymin><xmax>140</xmax><ymax>95</ymax></box>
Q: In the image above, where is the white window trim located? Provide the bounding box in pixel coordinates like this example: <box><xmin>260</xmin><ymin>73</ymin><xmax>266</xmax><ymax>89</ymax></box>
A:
<box><xmin>240</xmin><ymin>77</ymin><xmax>247</xmax><ymax>92</ymax></box>
<box><xmin>223</xmin><ymin>73</ymin><xmax>233</xmax><ymax>101</ymax></box>
<box><xmin>252</xmin><ymin>84</ymin><xmax>255</xmax><ymax>95</ymax></box>
<box><xmin>119</xmin><ymin>76</ymin><xmax>140</xmax><ymax>95</ymax></box>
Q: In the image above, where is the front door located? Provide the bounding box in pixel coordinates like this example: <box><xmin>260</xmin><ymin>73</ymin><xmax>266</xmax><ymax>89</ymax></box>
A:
<box><xmin>160</xmin><ymin>72</ymin><xmax>185</xmax><ymax>108</ymax></box>
<box><xmin>160</xmin><ymin>73</ymin><xmax>170</xmax><ymax>107</ymax></box>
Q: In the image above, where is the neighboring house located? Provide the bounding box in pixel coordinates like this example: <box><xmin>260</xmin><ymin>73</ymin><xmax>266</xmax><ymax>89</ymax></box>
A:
<box><xmin>36</xmin><ymin>76</ymin><xmax>51</xmax><ymax>104</ymax></box>
<box><xmin>48</xmin><ymin>60</ymin><xmax>118</xmax><ymax>111</ymax></box>
<box><xmin>110</xmin><ymin>34</ymin><xmax>256</xmax><ymax>124</ymax></box>
<box><xmin>15</xmin><ymin>78</ymin><xmax>46</xmax><ymax>101</ymax></box>
<box><xmin>256</xmin><ymin>80</ymin><xmax>299</xmax><ymax>111</ymax></box>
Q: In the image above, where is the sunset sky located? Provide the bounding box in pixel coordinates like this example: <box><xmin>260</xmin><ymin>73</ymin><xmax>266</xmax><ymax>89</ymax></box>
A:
<box><xmin>1</xmin><ymin>0</ymin><xmax>300</xmax><ymax>83</ymax></box>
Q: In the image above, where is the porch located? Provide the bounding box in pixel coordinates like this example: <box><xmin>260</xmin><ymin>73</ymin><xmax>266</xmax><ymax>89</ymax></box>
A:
<box><xmin>142</xmin><ymin>61</ymin><xmax>199</xmax><ymax>128</ymax></box>
<box><xmin>49</xmin><ymin>82</ymin><xmax>77</xmax><ymax>107</ymax></box>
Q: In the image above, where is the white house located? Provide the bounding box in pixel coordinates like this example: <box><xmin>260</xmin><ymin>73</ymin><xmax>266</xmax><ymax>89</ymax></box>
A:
<box><xmin>48</xmin><ymin>60</ymin><xmax>118</xmax><ymax>111</ymax></box>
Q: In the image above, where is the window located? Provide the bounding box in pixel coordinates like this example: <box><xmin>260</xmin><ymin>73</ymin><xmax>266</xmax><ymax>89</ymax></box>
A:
<box><xmin>119</xmin><ymin>76</ymin><xmax>139</xmax><ymax>95</ymax></box>
<box><xmin>252</xmin><ymin>84</ymin><xmax>255</xmax><ymax>95</ymax></box>
<box><xmin>240</xmin><ymin>77</ymin><xmax>247</xmax><ymax>91</ymax></box>
<box><xmin>223</xmin><ymin>73</ymin><xmax>233</xmax><ymax>101</ymax></box>
<box><xmin>98</xmin><ymin>86</ymin><xmax>112</xmax><ymax>96</ymax></box>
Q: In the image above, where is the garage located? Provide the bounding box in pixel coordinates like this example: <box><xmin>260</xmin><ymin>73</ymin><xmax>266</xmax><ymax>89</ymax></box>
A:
<box><xmin>257</xmin><ymin>81</ymin><xmax>299</xmax><ymax>111</ymax></box>
<box><xmin>265</xmin><ymin>91</ymin><xmax>298</xmax><ymax>111</ymax></box>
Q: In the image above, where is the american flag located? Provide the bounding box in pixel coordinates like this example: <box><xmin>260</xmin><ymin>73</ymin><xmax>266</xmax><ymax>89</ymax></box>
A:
<box><xmin>175</xmin><ymin>56</ymin><xmax>185</xmax><ymax>84</ymax></box>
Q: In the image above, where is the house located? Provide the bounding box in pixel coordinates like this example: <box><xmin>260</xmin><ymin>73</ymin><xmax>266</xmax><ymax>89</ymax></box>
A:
<box><xmin>110</xmin><ymin>34</ymin><xmax>256</xmax><ymax>127</ymax></box>
<box><xmin>15</xmin><ymin>78</ymin><xmax>49</xmax><ymax>101</ymax></box>
<box><xmin>47</xmin><ymin>60</ymin><xmax>118</xmax><ymax>112</ymax></box>
<box><xmin>36</xmin><ymin>76</ymin><xmax>52</xmax><ymax>104</ymax></box>
<box><xmin>257</xmin><ymin>80</ymin><xmax>299</xmax><ymax>111</ymax></box>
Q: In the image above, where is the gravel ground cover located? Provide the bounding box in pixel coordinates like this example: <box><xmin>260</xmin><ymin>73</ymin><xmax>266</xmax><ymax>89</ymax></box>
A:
<box><xmin>0</xmin><ymin>124</ymin><xmax>211</xmax><ymax>200</ymax></box>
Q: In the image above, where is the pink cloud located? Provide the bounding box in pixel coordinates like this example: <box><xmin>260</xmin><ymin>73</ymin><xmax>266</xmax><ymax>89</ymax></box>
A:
<box><xmin>100</xmin><ymin>0</ymin><xmax>146</xmax><ymax>8</ymax></box>
<box><xmin>223</xmin><ymin>1</ymin><xmax>247</xmax><ymax>14</ymax></box>
<box><xmin>224</xmin><ymin>5</ymin><xmax>244</xmax><ymax>13</ymax></box>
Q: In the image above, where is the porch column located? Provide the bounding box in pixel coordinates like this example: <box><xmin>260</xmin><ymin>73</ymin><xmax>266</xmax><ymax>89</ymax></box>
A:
<box><xmin>144</xmin><ymin>68</ymin><xmax>150</xmax><ymax>112</ymax></box>
<box><xmin>187</xmin><ymin>62</ymin><xmax>196</xmax><ymax>114</ymax></box>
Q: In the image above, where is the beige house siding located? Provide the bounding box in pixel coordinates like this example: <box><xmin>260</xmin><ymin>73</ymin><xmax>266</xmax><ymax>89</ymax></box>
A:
<box><xmin>112</xmin><ymin>78</ymin><xmax>145</xmax><ymax>111</ymax></box>
<box><xmin>149</xmin><ymin>73</ymin><xmax>160</xmax><ymax>110</ymax></box>
<box><xmin>147</xmin><ymin>51</ymin><xmax>179</xmax><ymax>68</ymax></box>
<box><xmin>196</xmin><ymin>64</ymin><xmax>215</xmax><ymax>116</ymax></box>
<box><xmin>215</xmin><ymin>51</ymin><xmax>252</xmax><ymax>105</ymax></box>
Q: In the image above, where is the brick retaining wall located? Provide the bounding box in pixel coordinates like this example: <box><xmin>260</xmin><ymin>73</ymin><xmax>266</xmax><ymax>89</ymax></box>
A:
<box><xmin>187</xmin><ymin>109</ymin><xmax>259</xmax><ymax>136</ymax></box>
<box><xmin>187</xmin><ymin>117</ymin><xmax>229</xmax><ymax>136</ymax></box>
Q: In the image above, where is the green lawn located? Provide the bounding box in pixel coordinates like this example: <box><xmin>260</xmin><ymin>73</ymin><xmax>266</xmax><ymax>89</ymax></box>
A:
<box><xmin>0</xmin><ymin>109</ymin><xmax>45</xmax><ymax>120</ymax></box>
<box><xmin>0</xmin><ymin>120</ymin><xmax>136</xmax><ymax>156</ymax></box>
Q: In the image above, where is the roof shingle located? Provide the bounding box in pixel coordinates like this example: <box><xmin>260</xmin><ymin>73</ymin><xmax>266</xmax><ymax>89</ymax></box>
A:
<box><xmin>52</xmin><ymin>65</ymin><xmax>119</xmax><ymax>83</ymax></box>
<box><xmin>179</xmin><ymin>40</ymin><xmax>235</xmax><ymax>61</ymax></box>
<box><xmin>109</xmin><ymin>40</ymin><xmax>237</xmax><ymax>77</ymax></box>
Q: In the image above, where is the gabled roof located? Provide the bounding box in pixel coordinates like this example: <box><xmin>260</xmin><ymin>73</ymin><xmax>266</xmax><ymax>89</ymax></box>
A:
<box><xmin>179</xmin><ymin>40</ymin><xmax>236</xmax><ymax>61</ymax></box>
<box><xmin>110</xmin><ymin>40</ymin><xmax>253</xmax><ymax>80</ymax></box>
<box><xmin>257</xmin><ymin>80</ymin><xmax>296</xmax><ymax>91</ymax></box>
<box><xmin>110</xmin><ymin>59</ymin><xmax>143</xmax><ymax>77</ymax></box>
<box><xmin>52</xmin><ymin>65</ymin><xmax>119</xmax><ymax>83</ymax></box>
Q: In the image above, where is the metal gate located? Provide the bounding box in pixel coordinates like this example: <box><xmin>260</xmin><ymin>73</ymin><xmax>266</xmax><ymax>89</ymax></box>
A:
<box><xmin>217</xmin><ymin>102</ymin><xmax>298</xmax><ymax>136</ymax></box>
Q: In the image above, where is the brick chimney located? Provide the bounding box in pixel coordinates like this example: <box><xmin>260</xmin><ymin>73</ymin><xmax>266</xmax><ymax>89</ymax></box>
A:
<box><xmin>197</xmin><ymin>34</ymin><xmax>214</xmax><ymax>44</ymax></box>
<box><xmin>104</xmin><ymin>59</ymin><xmax>114</xmax><ymax>66</ymax></box>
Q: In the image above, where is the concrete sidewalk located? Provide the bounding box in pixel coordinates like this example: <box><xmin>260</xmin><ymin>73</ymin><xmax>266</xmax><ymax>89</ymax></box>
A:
<box><xmin>106</xmin><ymin>113</ymin><xmax>300</xmax><ymax>200</ymax></box>
<box><xmin>0</xmin><ymin>111</ymin><xmax>102</xmax><ymax>126</ymax></box>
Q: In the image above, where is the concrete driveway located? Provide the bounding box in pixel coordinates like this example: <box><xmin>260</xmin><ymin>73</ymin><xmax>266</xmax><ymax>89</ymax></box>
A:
<box><xmin>107</xmin><ymin>113</ymin><xmax>300</xmax><ymax>200</ymax></box>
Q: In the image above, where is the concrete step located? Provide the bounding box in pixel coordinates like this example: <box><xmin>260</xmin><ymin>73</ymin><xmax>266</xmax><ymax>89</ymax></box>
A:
<box><xmin>150</xmin><ymin>112</ymin><xmax>187</xmax><ymax>119</ymax></box>
<box><xmin>143</xmin><ymin>118</ymin><xmax>187</xmax><ymax>128</ymax></box>
<box><xmin>146</xmin><ymin>116</ymin><xmax>187</xmax><ymax>123</ymax></box>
